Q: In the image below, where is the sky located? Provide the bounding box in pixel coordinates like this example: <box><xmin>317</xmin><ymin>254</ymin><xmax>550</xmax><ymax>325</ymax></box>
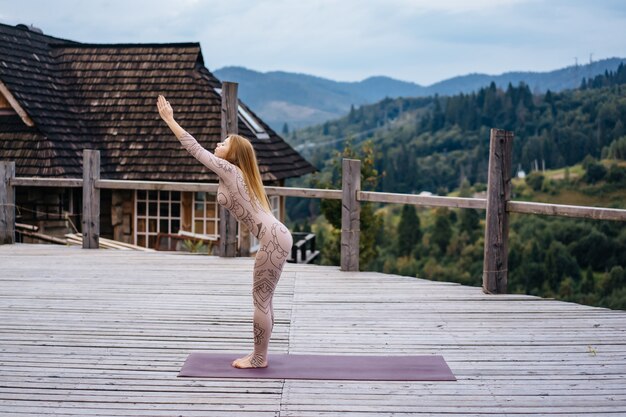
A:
<box><xmin>1</xmin><ymin>0</ymin><xmax>625</xmax><ymax>85</ymax></box>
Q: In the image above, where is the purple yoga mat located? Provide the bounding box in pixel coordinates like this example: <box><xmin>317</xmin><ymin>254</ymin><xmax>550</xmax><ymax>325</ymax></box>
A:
<box><xmin>178</xmin><ymin>352</ymin><xmax>456</xmax><ymax>381</ymax></box>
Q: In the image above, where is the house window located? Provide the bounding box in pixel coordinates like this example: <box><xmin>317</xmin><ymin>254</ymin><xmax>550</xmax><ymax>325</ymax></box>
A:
<box><xmin>135</xmin><ymin>190</ymin><xmax>181</xmax><ymax>248</ymax></box>
<box><xmin>213</xmin><ymin>88</ymin><xmax>269</xmax><ymax>140</ymax></box>
<box><xmin>192</xmin><ymin>192</ymin><xmax>220</xmax><ymax>237</ymax></box>
<box><xmin>238</xmin><ymin>105</ymin><xmax>270</xmax><ymax>140</ymax></box>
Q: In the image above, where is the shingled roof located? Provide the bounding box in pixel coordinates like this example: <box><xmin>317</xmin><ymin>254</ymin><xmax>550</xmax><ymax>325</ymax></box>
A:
<box><xmin>0</xmin><ymin>23</ymin><xmax>316</xmax><ymax>181</ymax></box>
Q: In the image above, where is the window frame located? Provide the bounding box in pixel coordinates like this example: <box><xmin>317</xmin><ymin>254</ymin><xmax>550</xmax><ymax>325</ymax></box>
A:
<box><xmin>191</xmin><ymin>192</ymin><xmax>220</xmax><ymax>238</ymax></box>
<box><xmin>134</xmin><ymin>190</ymin><xmax>182</xmax><ymax>249</ymax></box>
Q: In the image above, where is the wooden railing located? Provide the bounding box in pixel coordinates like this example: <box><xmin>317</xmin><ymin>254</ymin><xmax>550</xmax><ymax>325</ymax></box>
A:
<box><xmin>2</xmin><ymin>129</ymin><xmax>626</xmax><ymax>294</ymax></box>
<box><xmin>289</xmin><ymin>232</ymin><xmax>319</xmax><ymax>264</ymax></box>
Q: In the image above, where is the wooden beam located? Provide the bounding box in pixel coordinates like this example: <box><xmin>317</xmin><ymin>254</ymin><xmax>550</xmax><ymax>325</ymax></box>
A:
<box><xmin>0</xmin><ymin>80</ymin><xmax>34</xmax><ymax>127</ymax></box>
<box><xmin>341</xmin><ymin>159</ymin><xmax>361</xmax><ymax>272</ymax></box>
<box><xmin>82</xmin><ymin>150</ymin><xmax>100</xmax><ymax>249</ymax></box>
<box><xmin>0</xmin><ymin>161</ymin><xmax>16</xmax><ymax>244</ymax></box>
<box><xmin>508</xmin><ymin>201</ymin><xmax>626</xmax><ymax>222</ymax></box>
<box><xmin>358</xmin><ymin>191</ymin><xmax>486</xmax><ymax>209</ymax></box>
<box><xmin>11</xmin><ymin>177</ymin><xmax>83</xmax><ymax>188</ymax></box>
<box><xmin>19</xmin><ymin>230</ymin><xmax>67</xmax><ymax>245</ymax></box>
<box><xmin>264</xmin><ymin>186</ymin><xmax>342</xmax><ymax>200</ymax></box>
<box><xmin>483</xmin><ymin>129</ymin><xmax>514</xmax><ymax>294</ymax></box>
<box><xmin>15</xmin><ymin>222</ymin><xmax>38</xmax><ymax>231</ymax></box>
<box><xmin>219</xmin><ymin>81</ymin><xmax>238</xmax><ymax>257</ymax></box>
<box><xmin>96</xmin><ymin>179</ymin><xmax>218</xmax><ymax>193</ymax></box>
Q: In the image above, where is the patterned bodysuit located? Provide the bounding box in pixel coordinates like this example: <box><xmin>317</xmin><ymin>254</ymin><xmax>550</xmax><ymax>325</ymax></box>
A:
<box><xmin>177</xmin><ymin>131</ymin><xmax>293</xmax><ymax>366</ymax></box>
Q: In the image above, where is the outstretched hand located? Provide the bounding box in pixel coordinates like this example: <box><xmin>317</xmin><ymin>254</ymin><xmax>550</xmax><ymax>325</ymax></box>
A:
<box><xmin>157</xmin><ymin>95</ymin><xmax>174</xmax><ymax>122</ymax></box>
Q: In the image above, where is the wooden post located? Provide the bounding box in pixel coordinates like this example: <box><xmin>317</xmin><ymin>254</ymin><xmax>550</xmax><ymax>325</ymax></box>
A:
<box><xmin>482</xmin><ymin>129</ymin><xmax>514</xmax><ymax>294</ymax></box>
<box><xmin>341</xmin><ymin>159</ymin><xmax>361</xmax><ymax>271</ymax></box>
<box><xmin>219</xmin><ymin>81</ymin><xmax>238</xmax><ymax>257</ymax></box>
<box><xmin>82</xmin><ymin>150</ymin><xmax>100</xmax><ymax>249</ymax></box>
<box><xmin>0</xmin><ymin>161</ymin><xmax>16</xmax><ymax>244</ymax></box>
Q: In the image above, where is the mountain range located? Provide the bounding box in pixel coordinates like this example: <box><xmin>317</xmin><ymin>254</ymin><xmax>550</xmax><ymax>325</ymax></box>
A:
<box><xmin>214</xmin><ymin>57</ymin><xmax>625</xmax><ymax>131</ymax></box>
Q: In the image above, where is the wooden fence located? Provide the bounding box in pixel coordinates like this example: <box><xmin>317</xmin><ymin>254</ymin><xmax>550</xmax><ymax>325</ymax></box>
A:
<box><xmin>2</xmin><ymin>129</ymin><xmax>626</xmax><ymax>294</ymax></box>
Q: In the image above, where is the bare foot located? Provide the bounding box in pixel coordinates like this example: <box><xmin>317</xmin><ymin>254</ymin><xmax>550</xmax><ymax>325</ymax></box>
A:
<box><xmin>232</xmin><ymin>353</ymin><xmax>268</xmax><ymax>368</ymax></box>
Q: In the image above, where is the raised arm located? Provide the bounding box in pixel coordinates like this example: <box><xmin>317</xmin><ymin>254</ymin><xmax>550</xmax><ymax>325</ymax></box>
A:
<box><xmin>157</xmin><ymin>95</ymin><xmax>236</xmax><ymax>180</ymax></box>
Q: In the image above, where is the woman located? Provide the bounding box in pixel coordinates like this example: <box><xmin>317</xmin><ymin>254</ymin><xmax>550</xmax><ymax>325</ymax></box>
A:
<box><xmin>157</xmin><ymin>95</ymin><xmax>293</xmax><ymax>369</ymax></box>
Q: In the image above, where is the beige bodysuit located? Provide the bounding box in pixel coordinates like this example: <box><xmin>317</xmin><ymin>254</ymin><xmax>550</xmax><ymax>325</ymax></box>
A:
<box><xmin>178</xmin><ymin>131</ymin><xmax>293</xmax><ymax>366</ymax></box>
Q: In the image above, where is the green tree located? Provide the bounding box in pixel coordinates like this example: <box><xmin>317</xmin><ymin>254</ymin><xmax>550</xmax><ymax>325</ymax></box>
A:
<box><xmin>607</xmin><ymin>164</ymin><xmax>626</xmax><ymax>183</ymax></box>
<box><xmin>580</xmin><ymin>267</ymin><xmax>595</xmax><ymax>294</ymax></box>
<box><xmin>603</xmin><ymin>287</ymin><xmax>626</xmax><ymax>310</ymax></box>
<box><xmin>510</xmin><ymin>238</ymin><xmax>547</xmax><ymax>294</ymax></box>
<box><xmin>558</xmin><ymin>277</ymin><xmax>576</xmax><ymax>301</ymax></box>
<box><xmin>431</xmin><ymin>208</ymin><xmax>453</xmax><ymax>255</ymax></box>
<box><xmin>458</xmin><ymin>209</ymin><xmax>480</xmax><ymax>241</ymax></box>
<box><xmin>606</xmin><ymin>266</ymin><xmax>625</xmax><ymax>294</ymax></box>
<box><xmin>525</xmin><ymin>172</ymin><xmax>545</xmax><ymax>191</ymax></box>
<box><xmin>397</xmin><ymin>205</ymin><xmax>421</xmax><ymax>256</ymax></box>
<box><xmin>348</xmin><ymin>104</ymin><xmax>356</xmax><ymax>123</ymax></box>
<box><xmin>431</xmin><ymin>95</ymin><xmax>445</xmax><ymax>131</ymax></box>
<box><xmin>607</xmin><ymin>136</ymin><xmax>626</xmax><ymax>160</ymax></box>
<box><xmin>569</xmin><ymin>229</ymin><xmax>612</xmax><ymax>270</ymax></box>
<box><xmin>584</xmin><ymin>160</ymin><xmax>607</xmax><ymax>184</ymax></box>
<box><xmin>320</xmin><ymin>228</ymin><xmax>341</xmax><ymax>266</ymax></box>
<box><xmin>546</xmin><ymin>241</ymin><xmax>581</xmax><ymax>291</ymax></box>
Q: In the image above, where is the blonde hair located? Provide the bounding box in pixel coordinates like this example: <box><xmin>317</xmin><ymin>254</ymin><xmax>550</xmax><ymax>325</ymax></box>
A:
<box><xmin>223</xmin><ymin>134</ymin><xmax>271</xmax><ymax>212</ymax></box>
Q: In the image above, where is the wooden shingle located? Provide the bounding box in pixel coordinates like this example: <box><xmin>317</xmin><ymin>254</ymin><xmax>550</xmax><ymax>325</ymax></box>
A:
<box><xmin>0</xmin><ymin>23</ymin><xmax>316</xmax><ymax>181</ymax></box>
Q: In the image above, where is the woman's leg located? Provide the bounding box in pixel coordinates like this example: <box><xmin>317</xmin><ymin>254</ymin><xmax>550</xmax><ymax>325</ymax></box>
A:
<box><xmin>233</xmin><ymin>223</ymin><xmax>292</xmax><ymax>368</ymax></box>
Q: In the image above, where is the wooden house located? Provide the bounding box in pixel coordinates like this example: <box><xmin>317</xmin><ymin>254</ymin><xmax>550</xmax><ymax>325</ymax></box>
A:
<box><xmin>0</xmin><ymin>23</ymin><xmax>315</xmax><ymax>251</ymax></box>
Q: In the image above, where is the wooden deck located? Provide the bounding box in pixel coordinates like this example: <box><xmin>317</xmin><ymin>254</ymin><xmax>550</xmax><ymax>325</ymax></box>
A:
<box><xmin>1</xmin><ymin>244</ymin><xmax>625</xmax><ymax>416</ymax></box>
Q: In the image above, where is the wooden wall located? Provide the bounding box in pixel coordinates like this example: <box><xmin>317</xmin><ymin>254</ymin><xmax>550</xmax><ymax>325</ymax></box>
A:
<box><xmin>111</xmin><ymin>190</ymin><xmax>133</xmax><ymax>243</ymax></box>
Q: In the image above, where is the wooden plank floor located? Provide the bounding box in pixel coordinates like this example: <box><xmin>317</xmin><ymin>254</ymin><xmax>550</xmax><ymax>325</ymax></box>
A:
<box><xmin>1</xmin><ymin>244</ymin><xmax>625</xmax><ymax>417</ymax></box>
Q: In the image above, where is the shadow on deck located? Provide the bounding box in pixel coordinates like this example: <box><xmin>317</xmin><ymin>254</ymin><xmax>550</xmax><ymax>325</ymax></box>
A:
<box><xmin>1</xmin><ymin>244</ymin><xmax>625</xmax><ymax>416</ymax></box>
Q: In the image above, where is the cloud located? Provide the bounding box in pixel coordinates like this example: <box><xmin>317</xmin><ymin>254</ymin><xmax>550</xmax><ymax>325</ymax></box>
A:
<box><xmin>380</xmin><ymin>0</ymin><xmax>533</xmax><ymax>14</ymax></box>
<box><xmin>1</xmin><ymin>0</ymin><xmax>624</xmax><ymax>84</ymax></box>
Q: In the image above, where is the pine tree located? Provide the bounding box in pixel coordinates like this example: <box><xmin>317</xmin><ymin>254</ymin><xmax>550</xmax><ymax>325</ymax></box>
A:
<box><xmin>459</xmin><ymin>209</ymin><xmax>480</xmax><ymax>241</ymax></box>
<box><xmin>431</xmin><ymin>95</ymin><xmax>445</xmax><ymax>131</ymax></box>
<box><xmin>397</xmin><ymin>205</ymin><xmax>421</xmax><ymax>257</ymax></box>
<box><xmin>431</xmin><ymin>208</ymin><xmax>452</xmax><ymax>255</ymax></box>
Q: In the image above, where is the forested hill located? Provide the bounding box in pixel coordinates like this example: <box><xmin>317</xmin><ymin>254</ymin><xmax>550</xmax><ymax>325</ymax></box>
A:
<box><xmin>216</xmin><ymin>58</ymin><xmax>624</xmax><ymax>130</ymax></box>
<box><xmin>288</xmin><ymin>63</ymin><xmax>626</xmax><ymax>195</ymax></box>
